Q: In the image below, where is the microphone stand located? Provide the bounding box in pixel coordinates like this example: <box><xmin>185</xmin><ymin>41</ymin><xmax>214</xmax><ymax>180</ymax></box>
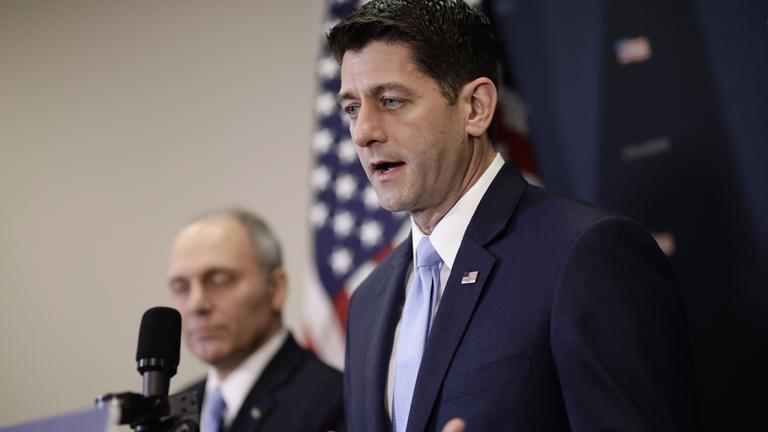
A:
<box><xmin>98</xmin><ymin>307</ymin><xmax>194</xmax><ymax>431</ymax></box>
<box><xmin>96</xmin><ymin>390</ymin><xmax>199</xmax><ymax>432</ymax></box>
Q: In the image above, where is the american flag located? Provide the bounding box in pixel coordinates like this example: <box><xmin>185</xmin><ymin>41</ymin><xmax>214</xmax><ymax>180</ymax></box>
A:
<box><xmin>615</xmin><ymin>36</ymin><xmax>652</xmax><ymax>65</ymax></box>
<box><xmin>303</xmin><ymin>0</ymin><xmax>409</xmax><ymax>369</ymax></box>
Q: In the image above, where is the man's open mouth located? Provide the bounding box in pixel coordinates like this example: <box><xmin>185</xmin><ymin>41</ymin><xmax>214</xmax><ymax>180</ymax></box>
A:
<box><xmin>372</xmin><ymin>161</ymin><xmax>405</xmax><ymax>173</ymax></box>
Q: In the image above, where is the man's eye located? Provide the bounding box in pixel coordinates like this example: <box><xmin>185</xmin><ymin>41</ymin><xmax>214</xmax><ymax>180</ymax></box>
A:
<box><xmin>383</xmin><ymin>98</ymin><xmax>401</xmax><ymax>108</ymax></box>
<box><xmin>169</xmin><ymin>280</ymin><xmax>189</xmax><ymax>296</ymax></box>
<box><xmin>344</xmin><ymin>105</ymin><xmax>360</xmax><ymax>118</ymax></box>
<box><xmin>208</xmin><ymin>271</ymin><xmax>235</xmax><ymax>287</ymax></box>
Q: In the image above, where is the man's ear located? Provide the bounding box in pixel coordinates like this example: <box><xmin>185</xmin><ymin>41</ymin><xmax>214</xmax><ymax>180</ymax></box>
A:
<box><xmin>462</xmin><ymin>77</ymin><xmax>497</xmax><ymax>138</ymax></box>
<box><xmin>268</xmin><ymin>267</ymin><xmax>288</xmax><ymax>312</ymax></box>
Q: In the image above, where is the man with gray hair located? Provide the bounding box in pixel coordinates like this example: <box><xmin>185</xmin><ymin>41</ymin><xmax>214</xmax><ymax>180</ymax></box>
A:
<box><xmin>168</xmin><ymin>208</ymin><xmax>344</xmax><ymax>432</ymax></box>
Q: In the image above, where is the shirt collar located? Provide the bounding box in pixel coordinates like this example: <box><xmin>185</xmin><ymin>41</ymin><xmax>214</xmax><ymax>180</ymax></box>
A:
<box><xmin>205</xmin><ymin>327</ymin><xmax>288</xmax><ymax>425</ymax></box>
<box><xmin>411</xmin><ymin>153</ymin><xmax>505</xmax><ymax>269</ymax></box>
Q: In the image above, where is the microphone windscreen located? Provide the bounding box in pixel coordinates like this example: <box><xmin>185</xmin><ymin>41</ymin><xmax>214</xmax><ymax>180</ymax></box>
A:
<box><xmin>135</xmin><ymin>306</ymin><xmax>181</xmax><ymax>365</ymax></box>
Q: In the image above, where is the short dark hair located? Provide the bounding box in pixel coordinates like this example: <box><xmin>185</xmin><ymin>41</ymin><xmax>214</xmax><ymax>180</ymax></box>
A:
<box><xmin>327</xmin><ymin>0</ymin><xmax>498</xmax><ymax>105</ymax></box>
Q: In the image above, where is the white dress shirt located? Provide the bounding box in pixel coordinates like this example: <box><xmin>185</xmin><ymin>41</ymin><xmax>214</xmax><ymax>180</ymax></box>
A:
<box><xmin>386</xmin><ymin>153</ymin><xmax>506</xmax><ymax>415</ymax></box>
<box><xmin>202</xmin><ymin>328</ymin><xmax>288</xmax><ymax>429</ymax></box>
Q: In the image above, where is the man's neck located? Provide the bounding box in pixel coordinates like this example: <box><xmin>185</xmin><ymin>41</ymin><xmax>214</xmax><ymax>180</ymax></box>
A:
<box><xmin>212</xmin><ymin>322</ymin><xmax>282</xmax><ymax>382</ymax></box>
<box><xmin>412</xmin><ymin>140</ymin><xmax>496</xmax><ymax>235</ymax></box>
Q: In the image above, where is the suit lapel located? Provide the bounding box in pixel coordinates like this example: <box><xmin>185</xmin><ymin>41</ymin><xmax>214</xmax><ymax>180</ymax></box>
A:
<box><xmin>405</xmin><ymin>238</ymin><xmax>495</xmax><ymax>432</ymax></box>
<box><xmin>406</xmin><ymin>163</ymin><xmax>528</xmax><ymax>432</ymax></box>
<box><xmin>364</xmin><ymin>238</ymin><xmax>412</xmax><ymax>432</ymax></box>
<box><xmin>188</xmin><ymin>379</ymin><xmax>206</xmax><ymax>416</ymax></box>
<box><xmin>228</xmin><ymin>335</ymin><xmax>304</xmax><ymax>432</ymax></box>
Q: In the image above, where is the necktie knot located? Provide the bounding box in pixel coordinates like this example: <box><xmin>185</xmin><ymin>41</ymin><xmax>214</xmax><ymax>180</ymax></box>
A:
<box><xmin>416</xmin><ymin>237</ymin><xmax>441</xmax><ymax>268</ymax></box>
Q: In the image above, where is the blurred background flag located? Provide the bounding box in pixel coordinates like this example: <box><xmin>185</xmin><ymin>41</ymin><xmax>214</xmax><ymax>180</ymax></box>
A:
<box><xmin>303</xmin><ymin>0</ymin><xmax>408</xmax><ymax>369</ymax></box>
<box><xmin>493</xmin><ymin>76</ymin><xmax>540</xmax><ymax>186</ymax></box>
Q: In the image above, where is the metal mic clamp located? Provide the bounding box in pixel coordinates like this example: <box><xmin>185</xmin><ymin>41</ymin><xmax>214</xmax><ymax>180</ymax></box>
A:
<box><xmin>95</xmin><ymin>390</ymin><xmax>198</xmax><ymax>432</ymax></box>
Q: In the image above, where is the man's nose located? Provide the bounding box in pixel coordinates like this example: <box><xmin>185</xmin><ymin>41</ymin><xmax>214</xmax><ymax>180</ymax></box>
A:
<box><xmin>351</xmin><ymin>105</ymin><xmax>386</xmax><ymax>148</ymax></box>
<box><xmin>187</xmin><ymin>283</ymin><xmax>212</xmax><ymax>314</ymax></box>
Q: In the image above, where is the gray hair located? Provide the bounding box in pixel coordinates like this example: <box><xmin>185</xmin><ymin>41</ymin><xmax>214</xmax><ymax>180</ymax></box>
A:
<box><xmin>191</xmin><ymin>207</ymin><xmax>283</xmax><ymax>272</ymax></box>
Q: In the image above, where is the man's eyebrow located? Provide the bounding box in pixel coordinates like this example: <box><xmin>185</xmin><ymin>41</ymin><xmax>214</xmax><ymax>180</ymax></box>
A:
<box><xmin>337</xmin><ymin>82</ymin><xmax>416</xmax><ymax>105</ymax></box>
<box><xmin>337</xmin><ymin>90</ymin><xmax>354</xmax><ymax>105</ymax></box>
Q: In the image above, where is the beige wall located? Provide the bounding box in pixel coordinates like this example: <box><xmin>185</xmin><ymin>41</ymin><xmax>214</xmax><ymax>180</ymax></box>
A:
<box><xmin>0</xmin><ymin>0</ymin><xmax>326</xmax><ymax>426</ymax></box>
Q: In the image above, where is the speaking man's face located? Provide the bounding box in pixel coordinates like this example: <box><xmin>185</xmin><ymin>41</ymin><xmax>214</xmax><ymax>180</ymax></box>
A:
<box><xmin>167</xmin><ymin>216</ymin><xmax>283</xmax><ymax>375</ymax></box>
<box><xmin>338</xmin><ymin>41</ymin><xmax>474</xmax><ymax>220</ymax></box>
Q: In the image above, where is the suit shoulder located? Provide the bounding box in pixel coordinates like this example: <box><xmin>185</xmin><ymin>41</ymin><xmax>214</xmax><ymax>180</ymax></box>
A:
<box><xmin>299</xmin><ymin>347</ymin><xmax>343</xmax><ymax>380</ymax></box>
<box><xmin>489</xmin><ymin>185</ymin><xmax>661</xmax><ymax>267</ymax></box>
<box><xmin>288</xmin><ymin>344</ymin><xmax>343</xmax><ymax>394</ymax></box>
<box><xmin>514</xmin><ymin>185</ymin><xmax>653</xmax><ymax>240</ymax></box>
<box><xmin>257</xmin><ymin>341</ymin><xmax>344</xmax><ymax>431</ymax></box>
<box><xmin>523</xmin><ymin>185</ymin><xmax>620</xmax><ymax>225</ymax></box>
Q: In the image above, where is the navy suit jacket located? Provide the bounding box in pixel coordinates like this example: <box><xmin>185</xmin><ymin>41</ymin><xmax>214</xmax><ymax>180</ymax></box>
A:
<box><xmin>344</xmin><ymin>163</ymin><xmax>699</xmax><ymax>431</ymax></box>
<box><xmin>185</xmin><ymin>334</ymin><xmax>344</xmax><ymax>432</ymax></box>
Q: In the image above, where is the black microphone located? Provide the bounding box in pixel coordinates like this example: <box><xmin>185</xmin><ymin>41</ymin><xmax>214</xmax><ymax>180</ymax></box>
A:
<box><xmin>135</xmin><ymin>307</ymin><xmax>181</xmax><ymax>398</ymax></box>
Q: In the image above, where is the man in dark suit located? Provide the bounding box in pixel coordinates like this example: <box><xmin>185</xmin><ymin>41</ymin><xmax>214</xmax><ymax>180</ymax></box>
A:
<box><xmin>328</xmin><ymin>1</ymin><xmax>700</xmax><ymax>431</ymax></box>
<box><xmin>168</xmin><ymin>208</ymin><xmax>344</xmax><ymax>432</ymax></box>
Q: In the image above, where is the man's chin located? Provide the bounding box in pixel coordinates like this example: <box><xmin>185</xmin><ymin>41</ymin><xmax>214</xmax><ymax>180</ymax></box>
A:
<box><xmin>375</xmin><ymin>192</ymin><xmax>411</xmax><ymax>213</ymax></box>
<box><xmin>192</xmin><ymin>345</ymin><xmax>229</xmax><ymax>366</ymax></box>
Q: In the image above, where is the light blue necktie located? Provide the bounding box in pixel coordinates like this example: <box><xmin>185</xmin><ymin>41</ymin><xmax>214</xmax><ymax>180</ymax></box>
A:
<box><xmin>393</xmin><ymin>237</ymin><xmax>442</xmax><ymax>432</ymax></box>
<box><xmin>201</xmin><ymin>387</ymin><xmax>227</xmax><ymax>432</ymax></box>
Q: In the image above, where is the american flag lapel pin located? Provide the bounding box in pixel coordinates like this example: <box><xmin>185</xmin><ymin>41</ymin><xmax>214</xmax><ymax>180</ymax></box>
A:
<box><xmin>461</xmin><ymin>271</ymin><xmax>479</xmax><ymax>285</ymax></box>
